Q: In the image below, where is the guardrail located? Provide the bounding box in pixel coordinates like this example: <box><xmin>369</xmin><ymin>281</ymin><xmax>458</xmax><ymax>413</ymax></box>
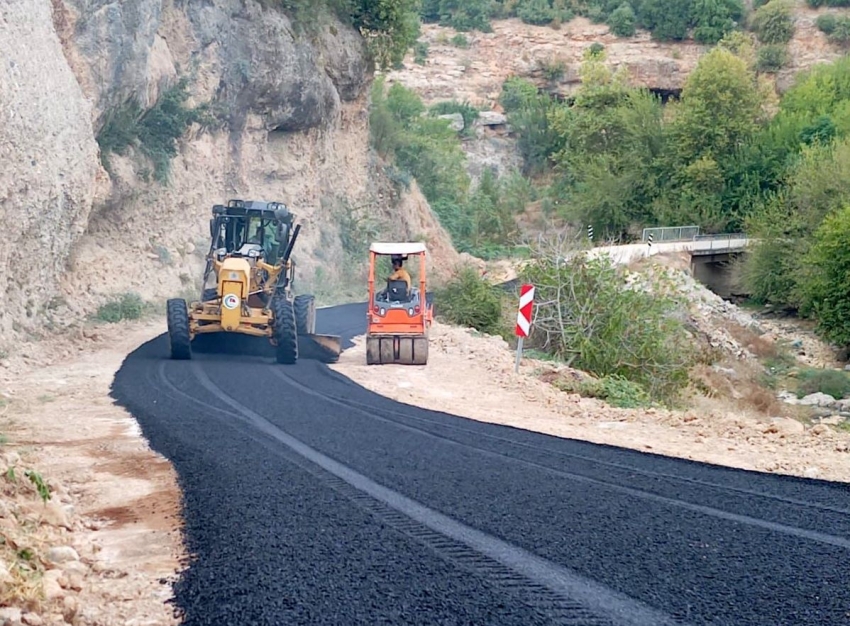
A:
<box><xmin>641</xmin><ymin>225</ymin><xmax>701</xmax><ymax>243</ymax></box>
<box><xmin>690</xmin><ymin>233</ymin><xmax>749</xmax><ymax>253</ymax></box>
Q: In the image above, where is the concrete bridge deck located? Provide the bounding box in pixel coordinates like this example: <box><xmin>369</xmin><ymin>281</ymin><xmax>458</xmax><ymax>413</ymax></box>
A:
<box><xmin>586</xmin><ymin>233</ymin><xmax>751</xmax><ymax>265</ymax></box>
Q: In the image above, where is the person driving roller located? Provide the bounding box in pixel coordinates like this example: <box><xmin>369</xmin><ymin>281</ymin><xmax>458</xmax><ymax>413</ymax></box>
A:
<box><xmin>387</xmin><ymin>255</ymin><xmax>412</xmax><ymax>293</ymax></box>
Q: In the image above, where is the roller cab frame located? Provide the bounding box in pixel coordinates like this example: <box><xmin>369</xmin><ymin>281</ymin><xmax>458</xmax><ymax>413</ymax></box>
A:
<box><xmin>366</xmin><ymin>242</ymin><xmax>433</xmax><ymax>365</ymax></box>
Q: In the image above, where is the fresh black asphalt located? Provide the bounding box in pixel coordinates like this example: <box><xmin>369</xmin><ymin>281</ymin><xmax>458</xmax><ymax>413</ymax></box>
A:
<box><xmin>111</xmin><ymin>302</ymin><xmax>850</xmax><ymax>625</ymax></box>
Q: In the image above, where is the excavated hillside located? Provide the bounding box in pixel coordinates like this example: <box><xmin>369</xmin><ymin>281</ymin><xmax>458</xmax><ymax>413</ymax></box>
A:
<box><xmin>0</xmin><ymin>0</ymin><xmax>461</xmax><ymax>350</ymax></box>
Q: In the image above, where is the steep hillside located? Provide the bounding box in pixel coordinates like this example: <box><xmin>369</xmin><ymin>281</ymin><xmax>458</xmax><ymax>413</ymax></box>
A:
<box><xmin>0</xmin><ymin>0</ymin><xmax>459</xmax><ymax>348</ymax></box>
<box><xmin>387</xmin><ymin>8</ymin><xmax>844</xmax><ymax>106</ymax></box>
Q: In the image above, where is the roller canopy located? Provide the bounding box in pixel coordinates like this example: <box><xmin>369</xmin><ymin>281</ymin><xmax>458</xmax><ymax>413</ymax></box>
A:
<box><xmin>369</xmin><ymin>242</ymin><xmax>428</xmax><ymax>255</ymax></box>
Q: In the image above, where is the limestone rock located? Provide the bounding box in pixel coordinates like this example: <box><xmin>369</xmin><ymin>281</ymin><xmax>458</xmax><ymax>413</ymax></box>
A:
<box><xmin>798</xmin><ymin>392</ymin><xmax>838</xmax><ymax>408</ymax></box>
<box><xmin>438</xmin><ymin>113</ymin><xmax>465</xmax><ymax>131</ymax></box>
<box><xmin>764</xmin><ymin>417</ymin><xmax>805</xmax><ymax>436</ymax></box>
<box><xmin>46</xmin><ymin>546</ymin><xmax>79</xmax><ymax>564</ymax></box>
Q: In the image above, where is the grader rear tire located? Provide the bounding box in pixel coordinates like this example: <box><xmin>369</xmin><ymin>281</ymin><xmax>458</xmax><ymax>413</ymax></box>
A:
<box><xmin>272</xmin><ymin>296</ymin><xmax>298</xmax><ymax>365</ymax></box>
<box><xmin>166</xmin><ymin>298</ymin><xmax>192</xmax><ymax>360</ymax></box>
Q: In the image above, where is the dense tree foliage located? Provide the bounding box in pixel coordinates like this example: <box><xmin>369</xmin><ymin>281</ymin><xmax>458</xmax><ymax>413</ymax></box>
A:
<box><xmin>488</xmin><ymin>46</ymin><xmax>850</xmax><ymax>347</ymax></box>
<box><xmin>369</xmin><ymin>77</ymin><xmax>533</xmax><ymax>257</ymax></box>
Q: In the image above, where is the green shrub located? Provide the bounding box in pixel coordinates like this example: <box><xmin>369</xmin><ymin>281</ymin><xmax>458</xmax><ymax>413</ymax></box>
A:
<box><xmin>96</xmin><ymin>78</ymin><xmax>215</xmax><ymax>183</ymax></box>
<box><xmin>516</xmin><ymin>0</ymin><xmax>556</xmax><ymax>25</ymax></box>
<box><xmin>413</xmin><ymin>40</ymin><xmax>429</xmax><ymax>64</ymax></box>
<box><xmin>795</xmin><ymin>368</ymin><xmax>850</xmax><ymax>399</ymax></box>
<box><xmin>450</xmin><ymin>33</ymin><xmax>470</xmax><ymax>47</ymax></box>
<box><xmin>608</xmin><ymin>3</ymin><xmax>637</xmax><ymax>37</ymax></box>
<box><xmin>434</xmin><ymin>266</ymin><xmax>504</xmax><ymax>334</ymax></box>
<box><xmin>816</xmin><ymin>13</ymin><xmax>837</xmax><ymax>34</ymax></box>
<box><xmin>499</xmin><ymin>76</ymin><xmax>540</xmax><ymax>113</ymax></box>
<box><xmin>756</xmin><ymin>44</ymin><xmax>788</xmax><ymax>72</ymax></box>
<box><xmin>750</xmin><ymin>0</ymin><xmax>795</xmax><ymax>44</ymax></box>
<box><xmin>520</xmin><ymin>252</ymin><xmax>695</xmax><ymax>403</ymax></box>
<box><xmin>96</xmin><ymin>293</ymin><xmax>146</xmax><ymax>323</ymax></box>
<box><xmin>827</xmin><ymin>15</ymin><xmax>850</xmax><ymax>44</ymax></box>
<box><xmin>552</xmin><ymin>373</ymin><xmax>651</xmax><ymax>407</ymax></box>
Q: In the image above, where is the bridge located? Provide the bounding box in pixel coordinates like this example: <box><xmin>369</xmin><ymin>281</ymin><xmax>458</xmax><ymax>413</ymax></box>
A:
<box><xmin>586</xmin><ymin>232</ymin><xmax>751</xmax><ymax>263</ymax></box>
<box><xmin>585</xmin><ymin>228</ymin><xmax>752</xmax><ymax>299</ymax></box>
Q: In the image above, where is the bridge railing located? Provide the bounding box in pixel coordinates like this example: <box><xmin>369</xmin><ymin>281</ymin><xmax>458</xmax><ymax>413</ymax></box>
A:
<box><xmin>690</xmin><ymin>233</ymin><xmax>749</xmax><ymax>252</ymax></box>
<box><xmin>641</xmin><ymin>225</ymin><xmax>701</xmax><ymax>243</ymax></box>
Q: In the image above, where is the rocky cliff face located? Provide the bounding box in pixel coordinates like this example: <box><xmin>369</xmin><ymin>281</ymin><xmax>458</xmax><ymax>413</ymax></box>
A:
<box><xmin>0</xmin><ymin>0</ymin><xmax>100</xmax><ymax>336</ymax></box>
<box><xmin>0</xmin><ymin>0</ymin><xmax>459</xmax><ymax>345</ymax></box>
<box><xmin>387</xmin><ymin>13</ymin><xmax>842</xmax><ymax>108</ymax></box>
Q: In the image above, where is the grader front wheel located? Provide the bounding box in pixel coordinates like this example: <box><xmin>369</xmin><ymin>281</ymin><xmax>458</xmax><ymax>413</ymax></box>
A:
<box><xmin>272</xmin><ymin>297</ymin><xmax>298</xmax><ymax>364</ymax></box>
<box><xmin>166</xmin><ymin>298</ymin><xmax>192</xmax><ymax>360</ymax></box>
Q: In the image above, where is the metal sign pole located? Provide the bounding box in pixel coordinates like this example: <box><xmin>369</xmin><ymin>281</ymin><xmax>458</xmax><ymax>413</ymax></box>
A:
<box><xmin>515</xmin><ymin>336</ymin><xmax>524</xmax><ymax>373</ymax></box>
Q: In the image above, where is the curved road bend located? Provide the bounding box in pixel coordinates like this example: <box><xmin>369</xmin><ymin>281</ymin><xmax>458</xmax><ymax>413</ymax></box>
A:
<box><xmin>111</xmin><ymin>302</ymin><xmax>850</xmax><ymax>626</ymax></box>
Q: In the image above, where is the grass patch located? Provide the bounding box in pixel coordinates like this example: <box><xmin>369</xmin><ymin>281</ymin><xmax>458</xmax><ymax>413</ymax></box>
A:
<box><xmin>94</xmin><ymin>292</ymin><xmax>148</xmax><ymax>323</ymax></box>
<box><xmin>1</xmin><ymin>448</ymin><xmax>55</xmax><ymax>612</ymax></box>
<box><xmin>794</xmin><ymin>367</ymin><xmax>850</xmax><ymax>399</ymax></box>
<box><xmin>544</xmin><ymin>369</ymin><xmax>652</xmax><ymax>408</ymax></box>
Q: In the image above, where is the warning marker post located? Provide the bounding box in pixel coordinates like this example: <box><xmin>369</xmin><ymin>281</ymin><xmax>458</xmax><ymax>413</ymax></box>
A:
<box><xmin>515</xmin><ymin>284</ymin><xmax>535</xmax><ymax>373</ymax></box>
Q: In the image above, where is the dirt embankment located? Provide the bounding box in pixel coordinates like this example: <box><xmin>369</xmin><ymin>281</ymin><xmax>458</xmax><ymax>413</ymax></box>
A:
<box><xmin>0</xmin><ymin>320</ymin><xmax>180</xmax><ymax>626</ymax></box>
<box><xmin>333</xmin><ymin>321</ymin><xmax>850</xmax><ymax>483</ymax></box>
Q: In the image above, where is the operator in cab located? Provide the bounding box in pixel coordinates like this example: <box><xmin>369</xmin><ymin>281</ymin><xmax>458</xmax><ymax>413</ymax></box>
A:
<box><xmin>387</xmin><ymin>256</ymin><xmax>412</xmax><ymax>292</ymax></box>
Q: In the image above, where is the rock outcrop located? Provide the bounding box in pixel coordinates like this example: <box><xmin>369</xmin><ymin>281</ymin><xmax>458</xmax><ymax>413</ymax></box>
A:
<box><xmin>0</xmin><ymin>0</ymin><xmax>100</xmax><ymax>336</ymax></box>
<box><xmin>0</xmin><ymin>0</ymin><xmax>459</xmax><ymax>343</ymax></box>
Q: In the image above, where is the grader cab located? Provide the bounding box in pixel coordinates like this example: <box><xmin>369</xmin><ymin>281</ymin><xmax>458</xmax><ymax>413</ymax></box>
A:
<box><xmin>366</xmin><ymin>242</ymin><xmax>433</xmax><ymax>365</ymax></box>
<box><xmin>166</xmin><ymin>199</ymin><xmax>341</xmax><ymax>364</ymax></box>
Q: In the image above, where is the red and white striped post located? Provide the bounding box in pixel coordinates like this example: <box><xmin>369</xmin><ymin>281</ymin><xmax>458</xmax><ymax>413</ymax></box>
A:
<box><xmin>515</xmin><ymin>284</ymin><xmax>534</xmax><ymax>372</ymax></box>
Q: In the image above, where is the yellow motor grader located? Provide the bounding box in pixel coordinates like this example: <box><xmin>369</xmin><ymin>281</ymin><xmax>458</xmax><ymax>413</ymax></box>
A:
<box><xmin>166</xmin><ymin>199</ymin><xmax>341</xmax><ymax>364</ymax></box>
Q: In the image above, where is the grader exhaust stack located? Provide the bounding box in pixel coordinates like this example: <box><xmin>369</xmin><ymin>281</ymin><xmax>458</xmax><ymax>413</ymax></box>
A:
<box><xmin>365</xmin><ymin>242</ymin><xmax>432</xmax><ymax>365</ymax></box>
<box><xmin>165</xmin><ymin>199</ymin><xmax>341</xmax><ymax>364</ymax></box>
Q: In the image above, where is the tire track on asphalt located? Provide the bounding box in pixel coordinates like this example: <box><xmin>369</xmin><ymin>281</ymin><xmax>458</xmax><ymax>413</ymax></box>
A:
<box><xmin>305</xmin><ymin>365</ymin><xmax>850</xmax><ymax>515</ymax></box>
<box><xmin>160</xmin><ymin>360</ymin><xmax>692</xmax><ymax>626</ymax></box>
<box><xmin>269</xmin><ymin>368</ymin><xmax>850</xmax><ymax>551</ymax></box>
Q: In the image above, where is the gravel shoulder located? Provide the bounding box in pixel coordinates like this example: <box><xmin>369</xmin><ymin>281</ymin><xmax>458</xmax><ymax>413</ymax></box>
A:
<box><xmin>331</xmin><ymin>321</ymin><xmax>850</xmax><ymax>484</ymax></box>
<box><xmin>0</xmin><ymin>320</ymin><xmax>182</xmax><ymax>626</ymax></box>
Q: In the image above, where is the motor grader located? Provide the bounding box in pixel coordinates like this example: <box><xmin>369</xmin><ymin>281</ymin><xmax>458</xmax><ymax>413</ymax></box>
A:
<box><xmin>365</xmin><ymin>242</ymin><xmax>433</xmax><ymax>365</ymax></box>
<box><xmin>165</xmin><ymin>199</ymin><xmax>341</xmax><ymax>364</ymax></box>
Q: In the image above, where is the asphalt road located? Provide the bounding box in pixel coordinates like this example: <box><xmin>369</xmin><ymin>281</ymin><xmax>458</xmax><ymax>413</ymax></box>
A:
<box><xmin>111</xmin><ymin>302</ymin><xmax>850</xmax><ymax>626</ymax></box>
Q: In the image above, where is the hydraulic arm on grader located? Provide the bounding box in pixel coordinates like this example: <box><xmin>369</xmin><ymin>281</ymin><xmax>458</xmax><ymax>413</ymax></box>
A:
<box><xmin>166</xmin><ymin>199</ymin><xmax>341</xmax><ymax>364</ymax></box>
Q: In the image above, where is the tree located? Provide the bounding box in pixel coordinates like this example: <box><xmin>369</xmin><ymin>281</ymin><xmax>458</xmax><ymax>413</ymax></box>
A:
<box><xmin>750</xmin><ymin>0</ymin><xmax>795</xmax><ymax>44</ymax></box>
<box><xmin>608</xmin><ymin>3</ymin><xmax>637</xmax><ymax>37</ymax></box>
<box><xmin>798</xmin><ymin>205</ymin><xmax>850</xmax><ymax>348</ymax></box>
<box><xmin>351</xmin><ymin>0</ymin><xmax>423</xmax><ymax>70</ymax></box>
<box><xmin>690</xmin><ymin>0</ymin><xmax>743</xmax><ymax>44</ymax></box>
<box><xmin>670</xmin><ymin>47</ymin><xmax>763</xmax><ymax>162</ymax></box>
<box><xmin>548</xmin><ymin>55</ymin><xmax>667</xmax><ymax>238</ymax></box>
<box><xmin>637</xmin><ymin>0</ymin><xmax>692</xmax><ymax>40</ymax></box>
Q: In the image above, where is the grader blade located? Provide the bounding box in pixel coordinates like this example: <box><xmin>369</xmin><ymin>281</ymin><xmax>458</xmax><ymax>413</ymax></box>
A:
<box><xmin>366</xmin><ymin>335</ymin><xmax>428</xmax><ymax>365</ymax></box>
<box><xmin>297</xmin><ymin>333</ymin><xmax>342</xmax><ymax>364</ymax></box>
